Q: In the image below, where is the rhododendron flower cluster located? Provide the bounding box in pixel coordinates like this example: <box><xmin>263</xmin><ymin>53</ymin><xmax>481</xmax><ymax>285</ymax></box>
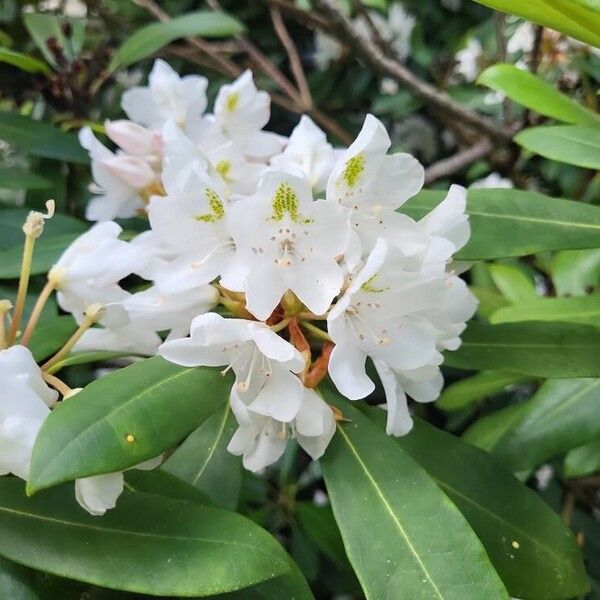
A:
<box><xmin>0</xmin><ymin>60</ymin><xmax>476</xmax><ymax>514</ymax></box>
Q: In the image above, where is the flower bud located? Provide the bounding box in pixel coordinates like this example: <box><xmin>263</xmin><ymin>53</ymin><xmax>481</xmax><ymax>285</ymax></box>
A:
<box><xmin>102</xmin><ymin>155</ymin><xmax>157</xmax><ymax>189</ymax></box>
<box><xmin>105</xmin><ymin>120</ymin><xmax>162</xmax><ymax>158</ymax></box>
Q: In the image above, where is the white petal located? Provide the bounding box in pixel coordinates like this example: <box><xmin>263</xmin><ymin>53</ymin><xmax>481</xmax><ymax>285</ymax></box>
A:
<box><xmin>328</xmin><ymin>343</ymin><xmax>374</xmax><ymax>400</ymax></box>
<box><xmin>373</xmin><ymin>360</ymin><xmax>413</xmax><ymax>436</ymax></box>
<box><xmin>75</xmin><ymin>472</ymin><xmax>124</xmax><ymax>516</ymax></box>
<box><xmin>248</xmin><ymin>367</ymin><xmax>304</xmax><ymax>422</ymax></box>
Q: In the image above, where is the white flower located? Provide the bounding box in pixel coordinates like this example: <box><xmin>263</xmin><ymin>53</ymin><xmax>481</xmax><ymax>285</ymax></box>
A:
<box><xmin>159</xmin><ymin>313</ymin><xmax>306</xmax><ymax>423</ymax></box>
<box><xmin>270</xmin><ymin>115</ymin><xmax>337</xmax><ymax>193</ymax></box>
<box><xmin>455</xmin><ymin>38</ymin><xmax>482</xmax><ymax>82</ymax></box>
<box><xmin>148</xmin><ymin>162</ymin><xmax>239</xmax><ymax>292</ymax></box>
<box><xmin>507</xmin><ymin>22</ymin><xmax>536</xmax><ymax>55</ymax></box>
<box><xmin>0</xmin><ymin>346</ymin><xmax>57</xmax><ymax>479</ymax></box>
<box><xmin>327</xmin><ymin>239</ymin><xmax>477</xmax><ymax>435</ymax></box>
<box><xmin>79</xmin><ymin>127</ymin><xmax>162</xmax><ymax>221</ymax></box>
<box><xmin>75</xmin><ymin>456</ymin><xmax>162</xmax><ymax>516</ymax></box>
<box><xmin>228</xmin><ymin>387</ymin><xmax>335</xmax><ymax>472</ymax></box>
<box><xmin>326</xmin><ymin>114</ymin><xmax>424</xmax><ymax>259</ymax></box>
<box><xmin>75</xmin><ymin>323</ymin><xmax>162</xmax><ymax>356</ymax></box>
<box><xmin>227</xmin><ymin>170</ymin><xmax>350</xmax><ymax>320</ymax></box>
<box><xmin>384</xmin><ymin>3</ymin><xmax>416</xmax><ymax>61</ymax></box>
<box><xmin>212</xmin><ymin>70</ymin><xmax>285</xmax><ymax>160</ymax></box>
<box><xmin>121</xmin><ymin>59</ymin><xmax>208</xmax><ymax>131</ymax></box>
<box><xmin>314</xmin><ymin>31</ymin><xmax>342</xmax><ymax>70</ymax></box>
<box><xmin>50</xmin><ymin>222</ymin><xmax>152</xmax><ymax>321</ymax></box>
<box><xmin>470</xmin><ymin>172</ymin><xmax>514</xmax><ymax>189</ymax></box>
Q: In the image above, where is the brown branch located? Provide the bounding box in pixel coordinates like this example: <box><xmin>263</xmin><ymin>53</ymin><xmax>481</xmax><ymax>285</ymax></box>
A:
<box><xmin>270</xmin><ymin>6</ymin><xmax>312</xmax><ymax>110</ymax></box>
<box><xmin>312</xmin><ymin>0</ymin><xmax>511</xmax><ymax>143</ymax></box>
<box><xmin>424</xmin><ymin>138</ymin><xmax>493</xmax><ymax>185</ymax></box>
<box><xmin>265</xmin><ymin>0</ymin><xmax>335</xmax><ymax>33</ymax></box>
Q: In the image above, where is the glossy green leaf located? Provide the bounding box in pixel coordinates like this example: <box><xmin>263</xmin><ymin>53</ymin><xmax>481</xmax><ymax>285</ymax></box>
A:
<box><xmin>110</xmin><ymin>11</ymin><xmax>244</xmax><ymax>70</ymax></box>
<box><xmin>469</xmin><ymin>0</ymin><xmax>600</xmax><ymax>48</ymax></box>
<box><xmin>404</xmin><ymin>189</ymin><xmax>600</xmax><ymax>260</ymax></box>
<box><xmin>321</xmin><ymin>390</ymin><xmax>508</xmax><ymax>600</ymax></box>
<box><xmin>23</xmin><ymin>13</ymin><xmax>85</xmax><ymax>68</ymax></box>
<box><xmin>28</xmin><ymin>315</ymin><xmax>77</xmax><ymax>363</ymax></box>
<box><xmin>490</xmin><ymin>294</ymin><xmax>600</xmax><ymax>327</ymax></box>
<box><xmin>551</xmin><ymin>249</ymin><xmax>600</xmax><ymax>296</ymax></box>
<box><xmin>0</xmin><ymin>112</ymin><xmax>88</xmax><ymax>164</ymax></box>
<box><xmin>163</xmin><ymin>402</ymin><xmax>242</xmax><ymax>510</ymax></box>
<box><xmin>486</xmin><ymin>379</ymin><xmax>600</xmax><ymax>471</ymax></box>
<box><xmin>0</xmin><ymin>478</ymin><xmax>292</xmax><ymax>596</ymax></box>
<box><xmin>478</xmin><ymin>64</ymin><xmax>600</xmax><ymax>126</ymax></box>
<box><xmin>0</xmin><ymin>166</ymin><xmax>51</xmax><ymax>190</ymax></box>
<box><xmin>0</xmin><ymin>556</ymin><xmax>37</xmax><ymax>600</ymax></box>
<box><xmin>0</xmin><ymin>233</ymin><xmax>80</xmax><ymax>279</ymax></box>
<box><xmin>445</xmin><ymin>321</ymin><xmax>600</xmax><ymax>377</ymax></box>
<box><xmin>0</xmin><ymin>48</ymin><xmax>50</xmax><ymax>75</ymax></box>
<box><xmin>0</xmin><ymin>209</ymin><xmax>85</xmax><ymax>250</ymax></box>
<box><xmin>46</xmin><ymin>350</ymin><xmax>147</xmax><ymax>374</ymax></box>
<box><xmin>437</xmin><ymin>370</ymin><xmax>529</xmax><ymax>411</ymax></box>
<box><xmin>363</xmin><ymin>410</ymin><xmax>589</xmax><ymax>600</ymax></box>
<box><xmin>488</xmin><ymin>264</ymin><xmax>537</xmax><ymax>303</ymax></box>
<box><xmin>296</xmin><ymin>503</ymin><xmax>349</xmax><ymax>569</ymax></box>
<box><xmin>564</xmin><ymin>439</ymin><xmax>600</xmax><ymax>478</ymax></box>
<box><xmin>124</xmin><ymin>469</ymin><xmax>214</xmax><ymax>505</ymax></box>
<box><xmin>515</xmin><ymin>126</ymin><xmax>600</xmax><ymax>169</ymax></box>
<box><xmin>470</xmin><ymin>287</ymin><xmax>509</xmax><ymax>319</ymax></box>
<box><xmin>28</xmin><ymin>358</ymin><xmax>230</xmax><ymax>493</ymax></box>
<box><xmin>463</xmin><ymin>403</ymin><xmax>531</xmax><ymax>452</ymax></box>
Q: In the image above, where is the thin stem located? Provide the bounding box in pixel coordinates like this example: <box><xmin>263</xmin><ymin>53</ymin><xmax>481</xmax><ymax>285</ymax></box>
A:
<box><xmin>7</xmin><ymin>235</ymin><xmax>36</xmax><ymax>345</ymax></box>
<box><xmin>300</xmin><ymin>321</ymin><xmax>332</xmax><ymax>342</ymax></box>
<box><xmin>0</xmin><ymin>308</ymin><xmax>8</xmax><ymax>350</ymax></box>
<box><xmin>20</xmin><ymin>280</ymin><xmax>56</xmax><ymax>347</ymax></box>
<box><xmin>424</xmin><ymin>138</ymin><xmax>494</xmax><ymax>185</ymax></box>
<box><xmin>270</xmin><ymin>317</ymin><xmax>291</xmax><ymax>333</ymax></box>
<box><xmin>42</xmin><ymin>315</ymin><xmax>96</xmax><ymax>371</ymax></box>
<box><xmin>270</xmin><ymin>6</ymin><xmax>312</xmax><ymax>110</ymax></box>
<box><xmin>312</xmin><ymin>0</ymin><xmax>511</xmax><ymax>143</ymax></box>
<box><xmin>41</xmin><ymin>371</ymin><xmax>73</xmax><ymax>398</ymax></box>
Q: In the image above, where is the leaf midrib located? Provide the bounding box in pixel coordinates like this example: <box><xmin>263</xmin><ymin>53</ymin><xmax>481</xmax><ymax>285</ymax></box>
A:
<box><xmin>32</xmin><ymin>366</ymin><xmax>197</xmax><ymax>485</ymax></box>
<box><xmin>193</xmin><ymin>404</ymin><xmax>231</xmax><ymax>485</ymax></box>
<box><xmin>335</xmin><ymin>424</ymin><xmax>445</xmax><ymax>600</ymax></box>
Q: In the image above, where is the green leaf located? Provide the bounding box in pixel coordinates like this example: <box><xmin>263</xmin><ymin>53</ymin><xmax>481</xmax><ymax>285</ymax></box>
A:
<box><xmin>162</xmin><ymin>402</ymin><xmax>242</xmax><ymax>510</ymax></box>
<box><xmin>296</xmin><ymin>502</ymin><xmax>349</xmax><ymax>569</ymax></box>
<box><xmin>445</xmin><ymin>321</ymin><xmax>600</xmax><ymax>378</ymax></box>
<box><xmin>363</xmin><ymin>410</ymin><xmax>589</xmax><ymax>600</ymax></box>
<box><xmin>564</xmin><ymin>439</ymin><xmax>600</xmax><ymax>478</ymax></box>
<box><xmin>23</xmin><ymin>13</ymin><xmax>85</xmax><ymax>68</ymax></box>
<box><xmin>515</xmin><ymin>125</ymin><xmax>600</xmax><ymax>169</ymax></box>
<box><xmin>478</xmin><ymin>64</ymin><xmax>600</xmax><ymax>126</ymax></box>
<box><xmin>0</xmin><ymin>209</ymin><xmax>85</xmax><ymax>250</ymax></box>
<box><xmin>0</xmin><ymin>112</ymin><xmax>88</xmax><ymax>164</ymax></box>
<box><xmin>0</xmin><ymin>556</ymin><xmax>37</xmax><ymax>600</ymax></box>
<box><xmin>0</xmin><ymin>166</ymin><xmax>51</xmax><ymax>190</ymax></box>
<box><xmin>123</xmin><ymin>472</ymin><xmax>313</xmax><ymax>600</ymax></box>
<box><xmin>463</xmin><ymin>402</ymin><xmax>531</xmax><ymax>452</ymax></box>
<box><xmin>0</xmin><ymin>233</ymin><xmax>80</xmax><ymax>279</ymax></box>
<box><xmin>320</xmin><ymin>389</ymin><xmax>508</xmax><ymax>600</ymax></box>
<box><xmin>437</xmin><ymin>370</ymin><xmax>529</xmax><ymax>411</ymax></box>
<box><xmin>110</xmin><ymin>11</ymin><xmax>245</xmax><ymax>70</ymax></box>
<box><xmin>470</xmin><ymin>287</ymin><xmax>509</xmax><ymax>320</ymax></box>
<box><xmin>46</xmin><ymin>350</ymin><xmax>147</xmax><ymax>375</ymax></box>
<box><xmin>0</xmin><ymin>478</ymin><xmax>293</xmax><ymax>597</ymax></box>
<box><xmin>28</xmin><ymin>358</ymin><xmax>230</xmax><ymax>493</ymax></box>
<box><xmin>0</xmin><ymin>48</ymin><xmax>50</xmax><ymax>75</ymax></box>
<box><xmin>403</xmin><ymin>189</ymin><xmax>600</xmax><ymax>260</ymax></box>
<box><xmin>490</xmin><ymin>293</ymin><xmax>600</xmax><ymax>327</ymax></box>
<box><xmin>484</xmin><ymin>379</ymin><xmax>600</xmax><ymax>471</ymax></box>
<box><xmin>28</xmin><ymin>315</ymin><xmax>77</xmax><ymax>363</ymax></box>
<box><xmin>124</xmin><ymin>468</ymin><xmax>214</xmax><ymax>505</ymax></box>
<box><xmin>551</xmin><ymin>249</ymin><xmax>600</xmax><ymax>296</ymax></box>
<box><xmin>469</xmin><ymin>0</ymin><xmax>600</xmax><ymax>48</ymax></box>
<box><xmin>488</xmin><ymin>264</ymin><xmax>537</xmax><ymax>303</ymax></box>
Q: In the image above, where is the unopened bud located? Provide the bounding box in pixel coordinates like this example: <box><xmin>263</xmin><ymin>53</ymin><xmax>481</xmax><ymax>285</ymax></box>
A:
<box><xmin>22</xmin><ymin>200</ymin><xmax>55</xmax><ymax>238</ymax></box>
<box><xmin>0</xmin><ymin>299</ymin><xmax>12</xmax><ymax>314</ymax></box>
